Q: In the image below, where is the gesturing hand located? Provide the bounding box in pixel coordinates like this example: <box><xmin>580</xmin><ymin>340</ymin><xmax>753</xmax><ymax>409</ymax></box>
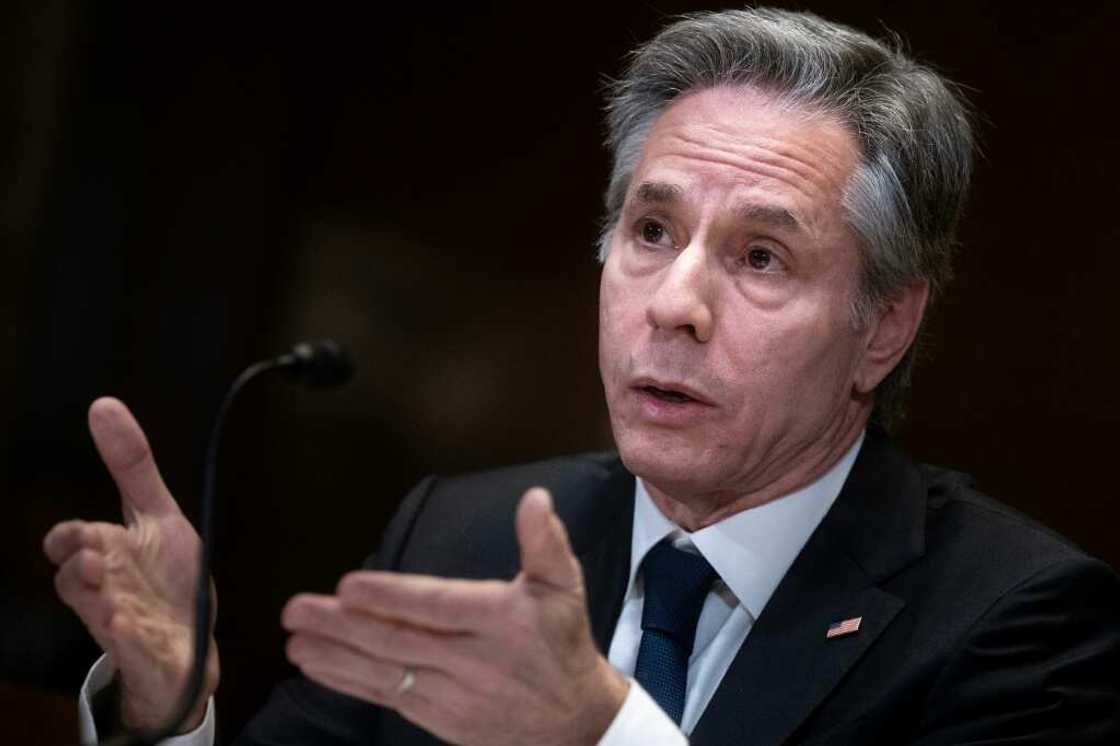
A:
<box><xmin>282</xmin><ymin>487</ymin><xmax>630</xmax><ymax>746</ymax></box>
<box><xmin>43</xmin><ymin>397</ymin><xmax>219</xmax><ymax>733</ymax></box>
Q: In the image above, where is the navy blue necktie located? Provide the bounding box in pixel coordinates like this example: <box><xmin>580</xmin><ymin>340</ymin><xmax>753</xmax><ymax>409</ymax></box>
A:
<box><xmin>633</xmin><ymin>540</ymin><xmax>717</xmax><ymax>725</ymax></box>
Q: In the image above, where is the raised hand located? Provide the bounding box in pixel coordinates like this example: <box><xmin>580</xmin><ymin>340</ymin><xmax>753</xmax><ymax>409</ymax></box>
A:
<box><xmin>43</xmin><ymin>397</ymin><xmax>218</xmax><ymax>733</ymax></box>
<box><xmin>282</xmin><ymin>487</ymin><xmax>630</xmax><ymax>746</ymax></box>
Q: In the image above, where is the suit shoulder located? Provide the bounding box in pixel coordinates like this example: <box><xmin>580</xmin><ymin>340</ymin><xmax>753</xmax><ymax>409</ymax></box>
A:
<box><xmin>917</xmin><ymin>462</ymin><xmax>1114</xmax><ymax>587</ymax></box>
<box><xmin>388</xmin><ymin>452</ymin><xmax>631</xmax><ymax>579</ymax></box>
<box><xmin>908</xmin><ymin>473</ymin><xmax>1120</xmax><ymax>744</ymax></box>
<box><xmin>431</xmin><ymin>451</ymin><xmax>623</xmax><ymax>501</ymax></box>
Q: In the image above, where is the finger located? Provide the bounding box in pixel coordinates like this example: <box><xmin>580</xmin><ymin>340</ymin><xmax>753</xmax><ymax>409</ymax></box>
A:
<box><xmin>286</xmin><ymin>632</ymin><xmax>418</xmax><ymax>698</ymax></box>
<box><xmin>43</xmin><ymin>520</ymin><xmax>105</xmax><ymax>565</ymax></box>
<box><xmin>300</xmin><ymin>663</ymin><xmax>395</xmax><ymax>711</ymax></box>
<box><xmin>282</xmin><ymin>594</ymin><xmax>468</xmax><ymax>670</ymax></box>
<box><xmin>299</xmin><ymin>661</ymin><xmax>450</xmax><ymax>711</ymax></box>
<box><xmin>297</xmin><ymin>658</ymin><xmax>461</xmax><ymax>725</ymax></box>
<box><xmin>63</xmin><ymin>547</ymin><xmax>107</xmax><ymax>587</ymax></box>
<box><xmin>54</xmin><ymin>555</ymin><xmax>115</xmax><ymax>639</ymax></box>
<box><xmin>516</xmin><ymin>487</ymin><xmax>582</xmax><ymax>592</ymax></box>
<box><xmin>88</xmin><ymin>397</ymin><xmax>178</xmax><ymax>522</ymax></box>
<box><xmin>297</xmin><ymin>650</ymin><xmax>484</xmax><ymax>746</ymax></box>
<box><xmin>336</xmin><ymin>572</ymin><xmax>509</xmax><ymax>633</ymax></box>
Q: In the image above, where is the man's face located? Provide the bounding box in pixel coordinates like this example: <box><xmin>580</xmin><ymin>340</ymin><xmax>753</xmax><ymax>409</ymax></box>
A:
<box><xmin>598</xmin><ymin>86</ymin><xmax>873</xmax><ymax>507</ymax></box>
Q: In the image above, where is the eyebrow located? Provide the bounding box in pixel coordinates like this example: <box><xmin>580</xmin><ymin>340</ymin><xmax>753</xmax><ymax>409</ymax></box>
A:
<box><xmin>737</xmin><ymin>203</ymin><xmax>803</xmax><ymax>233</ymax></box>
<box><xmin>633</xmin><ymin>181</ymin><xmax>684</xmax><ymax>205</ymax></box>
<box><xmin>632</xmin><ymin>180</ymin><xmax>806</xmax><ymax>234</ymax></box>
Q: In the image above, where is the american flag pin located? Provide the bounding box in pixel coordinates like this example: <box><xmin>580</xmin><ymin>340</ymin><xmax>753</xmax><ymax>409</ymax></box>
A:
<box><xmin>826</xmin><ymin>616</ymin><xmax>863</xmax><ymax>639</ymax></box>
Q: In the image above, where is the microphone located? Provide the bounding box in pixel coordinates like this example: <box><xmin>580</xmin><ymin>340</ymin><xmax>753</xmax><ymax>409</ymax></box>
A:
<box><xmin>276</xmin><ymin>339</ymin><xmax>355</xmax><ymax>388</ymax></box>
<box><xmin>103</xmin><ymin>340</ymin><xmax>353</xmax><ymax>746</ymax></box>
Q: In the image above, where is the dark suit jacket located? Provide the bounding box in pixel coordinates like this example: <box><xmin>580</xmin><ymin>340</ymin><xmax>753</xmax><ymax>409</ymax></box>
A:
<box><xmin>236</xmin><ymin>431</ymin><xmax>1120</xmax><ymax>744</ymax></box>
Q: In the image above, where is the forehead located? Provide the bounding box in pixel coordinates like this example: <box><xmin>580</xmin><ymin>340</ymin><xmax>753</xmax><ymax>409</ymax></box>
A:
<box><xmin>630</xmin><ymin>86</ymin><xmax>859</xmax><ymax>231</ymax></box>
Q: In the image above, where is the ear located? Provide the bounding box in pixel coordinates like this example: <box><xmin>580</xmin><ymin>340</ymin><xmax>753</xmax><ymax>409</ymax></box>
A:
<box><xmin>853</xmin><ymin>281</ymin><xmax>929</xmax><ymax>395</ymax></box>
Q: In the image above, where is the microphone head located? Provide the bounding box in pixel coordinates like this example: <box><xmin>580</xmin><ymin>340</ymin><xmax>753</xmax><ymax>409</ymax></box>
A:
<box><xmin>280</xmin><ymin>339</ymin><xmax>354</xmax><ymax>388</ymax></box>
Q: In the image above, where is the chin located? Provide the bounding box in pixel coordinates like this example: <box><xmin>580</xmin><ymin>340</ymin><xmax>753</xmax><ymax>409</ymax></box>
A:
<box><xmin>613</xmin><ymin>428</ymin><xmax>725</xmax><ymax>498</ymax></box>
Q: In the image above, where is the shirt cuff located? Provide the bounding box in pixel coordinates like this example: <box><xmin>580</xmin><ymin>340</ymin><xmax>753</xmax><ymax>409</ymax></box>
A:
<box><xmin>597</xmin><ymin>678</ymin><xmax>688</xmax><ymax>746</ymax></box>
<box><xmin>78</xmin><ymin>654</ymin><xmax>216</xmax><ymax>746</ymax></box>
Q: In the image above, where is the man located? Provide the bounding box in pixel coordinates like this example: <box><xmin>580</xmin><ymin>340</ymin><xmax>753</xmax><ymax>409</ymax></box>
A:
<box><xmin>45</xmin><ymin>7</ymin><xmax>1120</xmax><ymax>745</ymax></box>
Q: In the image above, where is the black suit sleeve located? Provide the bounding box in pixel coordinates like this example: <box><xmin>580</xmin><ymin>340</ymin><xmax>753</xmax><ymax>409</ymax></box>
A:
<box><xmin>231</xmin><ymin>476</ymin><xmax>441</xmax><ymax>746</ymax></box>
<box><xmin>911</xmin><ymin>556</ymin><xmax>1120</xmax><ymax>745</ymax></box>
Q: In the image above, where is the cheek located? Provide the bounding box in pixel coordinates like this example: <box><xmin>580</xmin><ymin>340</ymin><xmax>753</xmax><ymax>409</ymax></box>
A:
<box><xmin>598</xmin><ymin>266</ymin><xmax>644</xmax><ymax>363</ymax></box>
<box><xmin>597</xmin><ymin>271</ymin><xmax>626</xmax><ymax>385</ymax></box>
<box><xmin>720</xmin><ymin>299</ymin><xmax>858</xmax><ymax>405</ymax></box>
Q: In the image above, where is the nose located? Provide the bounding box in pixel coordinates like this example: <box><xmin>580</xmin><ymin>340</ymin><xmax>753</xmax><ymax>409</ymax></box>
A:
<box><xmin>646</xmin><ymin>242</ymin><xmax>714</xmax><ymax>342</ymax></box>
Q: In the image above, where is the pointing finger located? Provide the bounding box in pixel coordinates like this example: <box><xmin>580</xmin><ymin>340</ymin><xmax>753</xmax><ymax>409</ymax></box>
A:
<box><xmin>88</xmin><ymin>397</ymin><xmax>178</xmax><ymax>522</ymax></box>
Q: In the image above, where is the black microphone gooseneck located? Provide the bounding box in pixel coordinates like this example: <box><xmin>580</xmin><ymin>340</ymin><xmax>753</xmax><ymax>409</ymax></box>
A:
<box><xmin>102</xmin><ymin>340</ymin><xmax>353</xmax><ymax>746</ymax></box>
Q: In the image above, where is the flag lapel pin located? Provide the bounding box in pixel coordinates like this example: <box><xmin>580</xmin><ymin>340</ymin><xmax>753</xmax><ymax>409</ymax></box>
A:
<box><xmin>826</xmin><ymin>616</ymin><xmax>863</xmax><ymax>639</ymax></box>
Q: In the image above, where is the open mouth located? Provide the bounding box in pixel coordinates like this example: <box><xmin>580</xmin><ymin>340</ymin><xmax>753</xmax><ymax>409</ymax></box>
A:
<box><xmin>641</xmin><ymin>385</ymin><xmax>697</xmax><ymax>404</ymax></box>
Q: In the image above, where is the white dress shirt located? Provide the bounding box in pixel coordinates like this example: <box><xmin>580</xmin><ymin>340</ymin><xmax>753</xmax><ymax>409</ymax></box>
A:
<box><xmin>78</xmin><ymin>655</ymin><xmax>215</xmax><ymax>746</ymax></box>
<box><xmin>79</xmin><ymin>434</ymin><xmax>863</xmax><ymax>746</ymax></box>
<box><xmin>598</xmin><ymin>434</ymin><xmax>863</xmax><ymax>744</ymax></box>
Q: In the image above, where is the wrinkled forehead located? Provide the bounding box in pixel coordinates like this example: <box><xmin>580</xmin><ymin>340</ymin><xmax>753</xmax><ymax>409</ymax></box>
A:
<box><xmin>628</xmin><ymin>85</ymin><xmax>861</xmax><ymax>233</ymax></box>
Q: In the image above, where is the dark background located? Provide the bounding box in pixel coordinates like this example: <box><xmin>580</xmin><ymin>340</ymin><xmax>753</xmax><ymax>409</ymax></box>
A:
<box><xmin>2</xmin><ymin>1</ymin><xmax>1116</xmax><ymax>742</ymax></box>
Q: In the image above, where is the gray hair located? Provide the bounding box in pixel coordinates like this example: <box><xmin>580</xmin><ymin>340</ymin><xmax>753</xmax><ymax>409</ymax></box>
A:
<box><xmin>598</xmin><ymin>8</ymin><xmax>974</xmax><ymax>428</ymax></box>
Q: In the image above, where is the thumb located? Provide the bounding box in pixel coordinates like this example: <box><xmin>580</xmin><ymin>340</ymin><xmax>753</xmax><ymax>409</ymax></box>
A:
<box><xmin>88</xmin><ymin>397</ymin><xmax>180</xmax><ymax>524</ymax></box>
<box><xmin>516</xmin><ymin>487</ymin><xmax>582</xmax><ymax>592</ymax></box>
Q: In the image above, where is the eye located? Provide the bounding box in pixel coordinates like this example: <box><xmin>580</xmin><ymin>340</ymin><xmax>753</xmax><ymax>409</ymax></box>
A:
<box><xmin>638</xmin><ymin>219</ymin><xmax>672</xmax><ymax>248</ymax></box>
<box><xmin>747</xmin><ymin>247</ymin><xmax>773</xmax><ymax>270</ymax></box>
<box><xmin>736</xmin><ymin>243</ymin><xmax>787</xmax><ymax>274</ymax></box>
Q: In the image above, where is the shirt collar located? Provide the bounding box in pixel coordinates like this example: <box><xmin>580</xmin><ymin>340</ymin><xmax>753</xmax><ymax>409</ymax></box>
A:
<box><xmin>627</xmin><ymin>432</ymin><xmax>864</xmax><ymax>620</ymax></box>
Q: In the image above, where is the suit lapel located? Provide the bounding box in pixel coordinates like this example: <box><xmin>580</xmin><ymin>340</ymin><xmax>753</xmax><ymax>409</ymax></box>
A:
<box><xmin>572</xmin><ymin>458</ymin><xmax>636</xmax><ymax>654</ymax></box>
<box><xmin>688</xmin><ymin>544</ymin><xmax>905</xmax><ymax>745</ymax></box>
<box><xmin>690</xmin><ymin>431</ymin><xmax>927</xmax><ymax>746</ymax></box>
